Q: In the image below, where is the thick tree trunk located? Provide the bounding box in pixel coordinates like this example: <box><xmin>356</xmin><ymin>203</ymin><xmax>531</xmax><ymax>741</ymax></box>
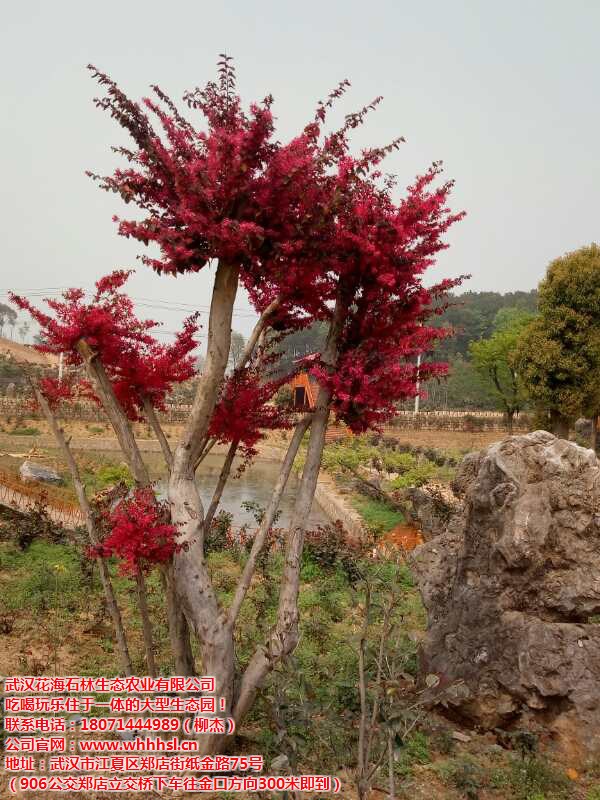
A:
<box><xmin>169</xmin><ymin>471</ymin><xmax>235</xmax><ymax>751</ymax></box>
<box><xmin>550</xmin><ymin>409</ymin><xmax>569</xmax><ymax>439</ymax></box>
<box><xmin>162</xmin><ymin>565</ymin><xmax>196</xmax><ymax>675</ymax></box>
<box><xmin>165</xmin><ymin>259</ymin><xmax>239</xmax><ymax>743</ymax></box>
<box><xmin>29</xmin><ymin>379</ymin><xmax>133</xmax><ymax>675</ymax></box>
<box><xmin>135</xmin><ymin>567</ymin><xmax>157</xmax><ymax>677</ymax></box>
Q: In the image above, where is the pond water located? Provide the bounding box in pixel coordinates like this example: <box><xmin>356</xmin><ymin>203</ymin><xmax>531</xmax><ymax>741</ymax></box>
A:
<box><xmin>143</xmin><ymin>451</ymin><xmax>329</xmax><ymax>530</ymax></box>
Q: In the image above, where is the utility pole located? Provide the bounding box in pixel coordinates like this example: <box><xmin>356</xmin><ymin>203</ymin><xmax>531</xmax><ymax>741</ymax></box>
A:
<box><xmin>58</xmin><ymin>352</ymin><xmax>64</xmax><ymax>383</ymax></box>
<box><xmin>414</xmin><ymin>351</ymin><xmax>421</xmax><ymax>415</ymax></box>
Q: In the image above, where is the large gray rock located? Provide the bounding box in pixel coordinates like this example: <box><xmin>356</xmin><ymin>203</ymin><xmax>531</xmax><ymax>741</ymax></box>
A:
<box><xmin>19</xmin><ymin>461</ymin><xmax>63</xmax><ymax>485</ymax></box>
<box><xmin>410</xmin><ymin>431</ymin><xmax>600</xmax><ymax>763</ymax></box>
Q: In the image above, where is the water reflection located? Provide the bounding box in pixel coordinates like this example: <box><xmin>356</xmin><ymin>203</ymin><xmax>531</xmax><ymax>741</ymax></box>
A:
<box><xmin>148</xmin><ymin>452</ymin><xmax>328</xmax><ymax>529</ymax></box>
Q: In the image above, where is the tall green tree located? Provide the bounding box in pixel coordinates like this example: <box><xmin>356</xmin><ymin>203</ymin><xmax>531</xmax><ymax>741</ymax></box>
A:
<box><xmin>517</xmin><ymin>244</ymin><xmax>600</xmax><ymax>443</ymax></box>
<box><xmin>469</xmin><ymin>309</ymin><xmax>534</xmax><ymax>433</ymax></box>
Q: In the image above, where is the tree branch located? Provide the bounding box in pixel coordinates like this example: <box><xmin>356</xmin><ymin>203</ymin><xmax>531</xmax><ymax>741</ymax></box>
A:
<box><xmin>194</xmin><ymin>437</ymin><xmax>217</xmax><ymax>470</ymax></box>
<box><xmin>76</xmin><ymin>339</ymin><xmax>151</xmax><ymax>486</ymax></box>
<box><xmin>236</xmin><ymin>297</ymin><xmax>281</xmax><ymax>373</ymax></box>
<box><xmin>27</xmin><ymin>373</ymin><xmax>133</xmax><ymax>676</ymax></box>
<box><xmin>174</xmin><ymin>260</ymin><xmax>240</xmax><ymax>474</ymax></box>
<box><xmin>203</xmin><ymin>438</ymin><xmax>239</xmax><ymax>532</ymax></box>
<box><xmin>228</xmin><ymin>414</ymin><xmax>311</xmax><ymax>629</ymax></box>
<box><xmin>233</xmin><ymin>292</ymin><xmax>346</xmax><ymax>724</ymax></box>
<box><xmin>142</xmin><ymin>394</ymin><xmax>173</xmax><ymax>468</ymax></box>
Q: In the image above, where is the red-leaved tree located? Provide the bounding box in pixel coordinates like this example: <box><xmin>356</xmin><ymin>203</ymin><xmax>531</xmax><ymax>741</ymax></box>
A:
<box><xmin>12</xmin><ymin>56</ymin><xmax>464</xmax><ymax>750</ymax></box>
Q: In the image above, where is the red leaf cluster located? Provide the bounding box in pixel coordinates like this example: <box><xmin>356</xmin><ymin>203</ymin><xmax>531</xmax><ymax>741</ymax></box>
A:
<box><xmin>208</xmin><ymin>365</ymin><xmax>292</xmax><ymax>466</ymax></box>
<box><xmin>11</xmin><ymin>272</ymin><xmax>199</xmax><ymax>421</ymax></box>
<box><xmin>91</xmin><ymin>488</ymin><xmax>180</xmax><ymax>574</ymax></box>
<box><xmin>85</xmin><ymin>60</ymin><xmax>465</xmax><ymax>430</ymax></box>
<box><xmin>14</xmin><ymin>59</ymin><xmax>466</xmax><ymax>440</ymax></box>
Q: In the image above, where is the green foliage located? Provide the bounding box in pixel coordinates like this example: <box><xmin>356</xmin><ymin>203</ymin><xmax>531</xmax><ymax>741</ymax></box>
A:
<box><xmin>93</xmin><ymin>464</ymin><xmax>134</xmax><ymax>490</ymax></box>
<box><xmin>421</xmin><ymin>353</ymin><xmax>500</xmax><ymax>410</ymax></box>
<box><xmin>432</xmin><ymin>289</ymin><xmax>538</xmax><ymax>360</ymax></box>
<box><xmin>469</xmin><ymin>308</ymin><xmax>534</xmax><ymax>418</ymax></box>
<box><xmin>321</xmin><ymin>436</ymin><xmax>380</xmax><ymax>474</ymax></box>
<box><xmin>394</xmin><ymin>731</ymin><xmax>431</xmax><ymax>776</ymax></box>
<box><xmin>436</xmin><ymin>755</ymin><xmax>486</xmax><ymax>799</ymax></box>
<box><xmin>517</xmin><ymin>244</ymin><xmax>600</xmax><ymax>424</ymax></box>
<box><xmin>321</xmin><ymin>435</ymin><xmax>440</xmax><ymax>490</ymax></box>
<box><xmin>273</xmin><ymin>384</ymin><xmax>292</xmax><ymax>407</ymax></box>
<box><xmin>0</xmin><ymin>540</ymin><xmax>84</xmax><ymax>614</ymax></box>
<box><xmin>388</xmin><ymin>456</ymin><xmax>436</xmax><ymax>489</ymax></box>
<box><xmin>10</xmin><ymin>426</ymin><xmax>40</xmax><ymax>436</ymax></box>
<box><xmin>351</xmin><ymin>496</ymin><xmax>404</xmax><ymax>535</ymax></box>
<box><xmin>490</xmin><ymin>756</ymin><xmax>571</xmax><ymax>800</ymax></box>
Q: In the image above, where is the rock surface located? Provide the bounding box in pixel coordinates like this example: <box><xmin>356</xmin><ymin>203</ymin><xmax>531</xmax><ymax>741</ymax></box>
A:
<box><xmin>410</xmin><ymin>431</ymin><xmax>600</xmax><ymax>763</ymax></box>
<box><xmin>19</xmin><ymin>461</ymin><xmax>63</xmax><ymax>485</ymax></box>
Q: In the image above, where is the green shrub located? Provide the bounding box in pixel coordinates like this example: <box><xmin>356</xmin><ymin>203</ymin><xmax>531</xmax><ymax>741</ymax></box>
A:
<box><xmin>94</xmin><ymin>464</ymin><xmax>134</xmax><ymax>490</ymax></box>
<box><xmin>351</xmin><ymin>496</ymin><xmax>404</xmax><ymax>535</ymax></box>
<box><xmin>490</xmin><ymin>756</ymin><xmax>571</xmax><ymax>800</ymax></box>
<box><xmin>436</xmin><ymin>756</ymin><xmax>486</xmax><ymax>799</ymax></box>
<box><xmin>10</xmin><ymin>426</ymin><xmax>40</xmax><ymax>436</ymax></box>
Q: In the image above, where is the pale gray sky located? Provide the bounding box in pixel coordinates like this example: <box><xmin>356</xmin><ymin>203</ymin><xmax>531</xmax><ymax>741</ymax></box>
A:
<box><xmin>2</xmin><ymin>0</ymin><xmax>599</xmax><ymax>346</ymax></box>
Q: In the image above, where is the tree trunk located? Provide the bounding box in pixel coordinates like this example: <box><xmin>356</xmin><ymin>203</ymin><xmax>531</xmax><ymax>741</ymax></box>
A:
<box><xmin>76</xmin><ymin>339</ymin><xmax>152</xmax><ymax>487</ymax></box>
<box><xmin>506</xmin><ymin>409</ymin><xmax>514</xmax><ymax>435</ymax></box>
<box><xmin>161</xmin><ymin>565</ymin><xmax>195</xmax><ymax>676</ymax></box>
<box><xmin>169</xmin><ymin>470</ymin><xmax>235</xmax><ymax>752</ymax></box>
<box><xmin>135</xmin><ymin>567</ymin><xmax>157</xmax><ymax>677</ymax></box>
<box><xmin>77</xmin><ymin>342</ymin><xmax>195</xmax><ymax>672</ymax></box>
<box><xmin>174</xmin><ymin>260</ymin><xmax>240</xmax><ymax>473</ymax></box>
<box><xmin>550</xmin><ymin>409</ymin><xmax>569</xmax><ymax>439</ymax></box>
<box><xmin>29</xmin><ymin>378</ymin><xmax>133</xmax><ymax>675</ymax></box>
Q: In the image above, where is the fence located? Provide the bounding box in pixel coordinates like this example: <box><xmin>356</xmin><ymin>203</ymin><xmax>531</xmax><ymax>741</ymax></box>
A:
<box><xmin>0</xmin><ymin>395</ymin><xmax>529</xmax><ymax>434</ymax></box>
<box><xmin>0</xmin><ymin>468</ymin><xmax>85</xmax><ymax>529</ymax></box>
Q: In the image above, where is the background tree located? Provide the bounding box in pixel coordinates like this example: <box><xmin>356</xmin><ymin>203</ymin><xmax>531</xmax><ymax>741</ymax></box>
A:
<box><xmin>18</xmin><ymin>320</ymin><xmax>30</xmax><ymax>342</ymax></box>
<box><xmin>0</xmin><ymin>303</ymin><xmax>17</xmax><ymax>338</ymax></box>
<box><xmin>228</xmin><ymin>330</ymin><xmax>246</xmax><ymax>371</ymax></box>
<box><xmin>469</xmin><ymin>308</ymin><xmax>533</xmax><ymax>433</ymax></box>
<box><xmin>517</xmin><ymin>244</ymin><xmax>600</xmax><ymax>442</ymax></box>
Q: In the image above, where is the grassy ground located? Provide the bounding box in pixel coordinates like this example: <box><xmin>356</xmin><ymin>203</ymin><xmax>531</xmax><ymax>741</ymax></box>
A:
<box><xmin>0</xmin><ymin>503</ymin><xmax>598</xmax><ymax>799</ymax></box>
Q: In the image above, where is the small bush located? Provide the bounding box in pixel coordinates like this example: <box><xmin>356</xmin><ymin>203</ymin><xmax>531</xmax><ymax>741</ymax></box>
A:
<box><xmin>490</xmin><ymin>756</ymin><xmax>571</xmax><ymax>800</ymax></box>
<box><xmin>94</xmin><ymin>464</ymin><xmax>133</xmax><ymax>490</ymax></box>
<box><xmin>10</xmin><ymin>426</ymin><xmax>40</xmax><ymax>436</ymax></box>
<box><xmin>436</xmin><ymin>756</ymin><xmax>485</xmax><ymax>799</ymax></box>
<box><xmin>351</xmin><ymin>496</ymin><xmax>404</xmax><ymax>535</ymax></box>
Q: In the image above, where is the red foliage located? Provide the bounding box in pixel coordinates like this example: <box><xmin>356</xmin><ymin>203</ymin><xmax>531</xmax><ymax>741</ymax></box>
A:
<box><xmin>85</xmin><ymin>58</ymin><xmax>465</xmax><ymax>430</ymax></box>
<box><xmin>92</xmin><ymin>488</ymin><xmax>181</xmax><ymax>574</ymax></box>
<box><xmin>15</xmin><ymin>58</ymin><xmax>466</xmax><ymax>441</ymax></box>
<box><xmin>11</xmin><ymin>271</ymin><xmax>199</xmax><ymax>421</ymax></box>
<box><xmin>309</xmin><ymin>167</ymin><xmax>465</xmax><ymax>431</ymax></box>
<box><xmin>208</xmin><ymin>365</ymin><xmax>292</xmax><ymax>466</ymax></box>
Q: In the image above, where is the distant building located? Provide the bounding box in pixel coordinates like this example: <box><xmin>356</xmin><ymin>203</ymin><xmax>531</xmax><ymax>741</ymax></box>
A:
<box><xmin>289</xmin><ymin>372</ymin><xmax>318</xmax><ymax>411</ymax></box>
